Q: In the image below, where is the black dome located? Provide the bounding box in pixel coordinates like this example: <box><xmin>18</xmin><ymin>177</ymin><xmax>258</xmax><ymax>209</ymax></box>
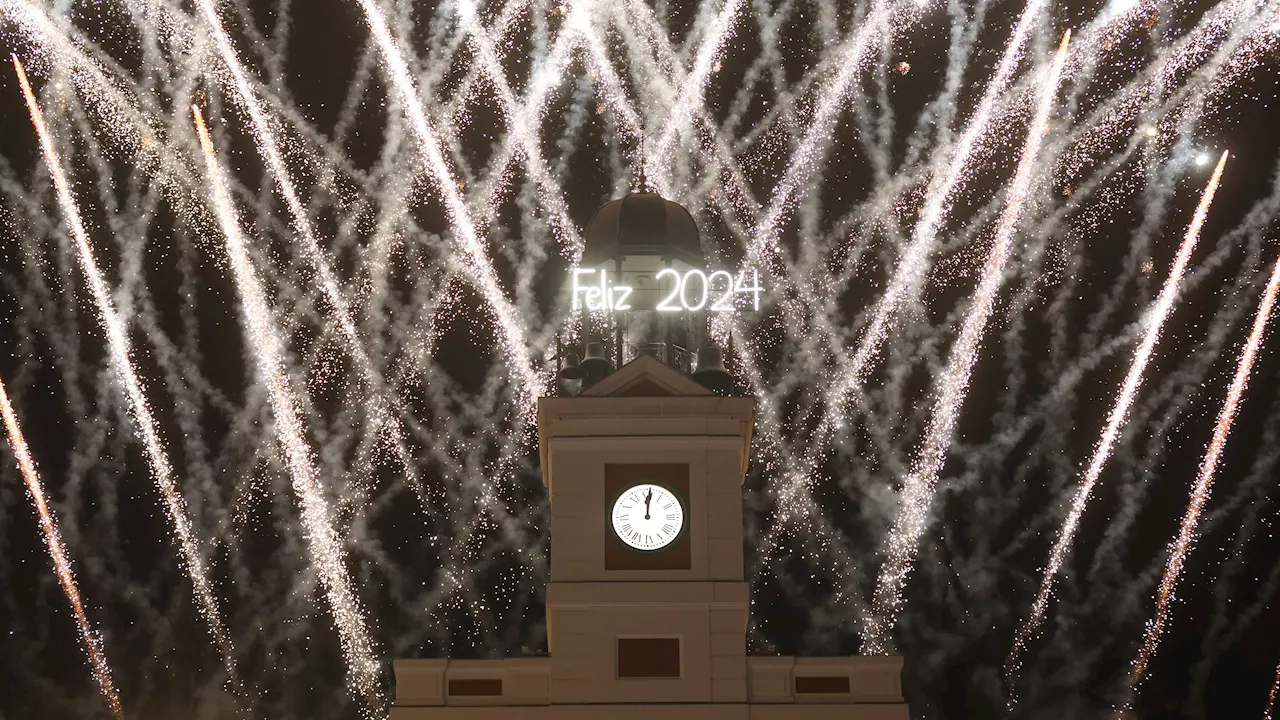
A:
<box><xmin>581</xmin><ymin>191</ymin><xmax>703</xmax><ymax>267</ymax></box>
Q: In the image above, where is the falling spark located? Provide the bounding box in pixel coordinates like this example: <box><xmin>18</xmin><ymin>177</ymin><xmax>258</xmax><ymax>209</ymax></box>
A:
<box><xmin>13</xmin><ymin>54</ymin><xmax>240</xmax><ymax>690</ymax></box>
<box><xmin>192</xmin><ymin>106</ymin><xmax>382</xmax><ymax>710</ymax></box>
<box><xmin>1121</xmin><ymin>204</ymin><xmax>1280</xmax><ymax>707</ymax></box>
<box><xmin>863</xmin><ymin>30</ymin><xmax>1073</xmax><ymax>656</ymax></box>
<box><xmin>0</xmin><ymin>377</ymin><xmax>122</xmax><ymax>719</ymax></box>
<box><xmin>1006</xmin><ymin>150</ymin><xmax>1230</xmax><ymax>703</ymax></box>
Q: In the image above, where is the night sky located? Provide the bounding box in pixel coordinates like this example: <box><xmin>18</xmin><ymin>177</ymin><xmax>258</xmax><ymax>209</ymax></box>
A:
<box><xmin>2</xmin><ymin>0</ymin><xmax>1280</xmax><ymax>718</ymax></box>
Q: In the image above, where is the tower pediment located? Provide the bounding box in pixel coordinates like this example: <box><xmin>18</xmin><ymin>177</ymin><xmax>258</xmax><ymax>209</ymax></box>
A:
<box><xmin>537</xmin><ymin>356</ymin><xmax>756</xmax><ymax>488</ymax></box>
<box><xmin>580</xmin><ymin>354</ymin><xmax>714</xmax><ymax>397</ymax></box>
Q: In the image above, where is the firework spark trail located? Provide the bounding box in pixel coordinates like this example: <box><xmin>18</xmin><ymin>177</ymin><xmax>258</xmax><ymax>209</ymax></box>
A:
<box><xmin>349</xmin><ymin>0</ymin><xmax>589</xmax><ymax>611</ymax></box>
<box><xmin>645</xmin><ymin>0</ymin><xmax>744</xmax><ymax>188</ymax></box>
<box><xmin>12</xmin><ymin>54</ymin><xmax>241</xmax><ymax>690</ymax></box>
<box><xmin>1004</xmin><ymin>150</ymin><xmax>1230</xmax><ymax>702</ymax></box>
<box><xmin>192</xmin><ymin>106</ymin><xmax>382</xmax><ymax>710</ymax></box>
<box><xmin>1067</xmin><ymin>0</ymin><xmax>1265</xmax><ymax>363</ymax></box>
<box><xmin>570</xmin><ymin>3</ymin><xmax>645</xmax><ymax>143</ymax></box>
<box><xmin>3</xmin><ymin>0</ymin><xmax>484</xmax><ymax>485</ymax></box>
<box><xmin>187</xmin><ymin>0</ymin><xmax>432</xmax><ymax>501</ymax></box>
<box><xmin>0</xmin><ymin>0</ymin><xmax>1233</xmax><ymax>484</ymax></box>
<box><xmin>820</xmin><ymin>0</ymin><xmax>1257</xmax><ymax>308</ymax></box>
<box><xmin>727</xmin><ymin>322</ymin><xmax>875</xmax><ymax>624</ymax></box>
<box><xmin>2</xmin><ymin>0</ymin><xmax>446</xmax><ymax>361</ymax></box>
<box><xmin>3</xmin><ymin>0</ymin><xmax>1279</xmax><ymax>712</ymax></box>
<box><xmin>1183</xmin><ymin>156</ymin><xmax>1280</xmax><ymax>709</ymax></box>
<box><xmin>575</xmin><ymin>0</ymin><xmax>769</xmax><ymax>251</ymax></box>
<box><xmin>1053</xmin><ymin>0</ymin><xmax>1259</xmax><ymax>184</ymax></box>
<box><xmin>721</xmin><ymin>0</ymin><xmax>852</xmax><ymax>152</ymax></box>
<box><xmin>584</xmin><ymin>0</ymin><xmax>893</xmax><ymax>600</ymax></box>
<box><xmin>862</xmin><ymin>30</ymin><xmax>1073</xmax><ymax>656</ymax></box>
<box><xmin>455</xmin><ymin>1</ymin><xmax>582</xmax><ymax>258</ymax></box>
<box><xmin>606</xmin><ymin>0</ymin><xmax>768</xmax><ymax>234</ymax></box>
<box><xmin>602</xmin><ymin>0</ymin><xmax>880</xmax><ymax>530</ymax></box>
<box><xmin>512</xmin><ymin>3</ymin><xmax>806</xmax><ymax>530</ymax></box>
<box><xmin>470</xmin><ymin>23</ymin><xmax>581</xmax><ymax>230</ymax></box>
<box><xmin>597</xmin><ymin>0</ymin><xmax>799</xmax><ymax>390</ymax></box>
<box><xmin>759</xmin><ymin>0</ymin><xmax>1057</xmax><ymax>555</ymax></box>
<box><xmin>0</xmin><ymin>0</ymin><xmax>203</xmax><ymax>192</ymax></box>
<box><xmin>1</xmin><ymin>0</ymin><xmax>451</xmax><ymax>270</ymax></box>
<box><xmin>437</xmin><ymin>0</ymin><xmax>537</xmax><ymax>119</ymax></box>
<box><xmin>1071</xmin><ymin>9</ymin><xmax>1280</xmax><ymax>594</ymax></box>
<box><xmin>820</xmin><ymin>0</ymin><xmax>1050</xmax><ymax>435</ymax></box>
<box><xmin>352</xmin><ymin>0</ymin><xmax>544</xmax><ymax>411</ymax></box>
<box><xmin>746</xmin><ymin>0</ymin><xmax>894</xmax><ymax>269</ymax></box>
<box><xmin>809</xmin><ymin>8</ymin><xmax>1249</xmax><ymax>568</ymax></box>
<box><xmin>0</xmin><ymin>377</ymin><xmax>122</xmax><ymax>718</ymax></box>
<box><xmin>1120</xmin><ymin>219</ymin><xmax>1280</xmax><ymax>707</ymax></box>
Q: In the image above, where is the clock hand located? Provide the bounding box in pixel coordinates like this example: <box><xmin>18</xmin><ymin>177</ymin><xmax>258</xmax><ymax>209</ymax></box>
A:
<box><xmin>644</xmin><ymin>489</ymin><xmax>652</xmax><ymax>520</ymax></box>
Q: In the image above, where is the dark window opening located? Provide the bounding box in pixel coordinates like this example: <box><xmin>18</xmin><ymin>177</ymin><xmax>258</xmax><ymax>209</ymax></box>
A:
<box><xmin>448</xmin><ymin>678</ymin><xmax>503</xmax><ymax>696</ymax></box>
<box><xmin>617</xmin><ymin>637</ymin><xmax>681</xmax><ymax>678</ymax></box>
<box><xmin>795</xmin><ymin>676</ymin><xmax>850</xmax><ymax>694</ymax></box>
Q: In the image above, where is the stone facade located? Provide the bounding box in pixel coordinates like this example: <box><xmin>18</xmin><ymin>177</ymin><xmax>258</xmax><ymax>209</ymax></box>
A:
<box><xmin>391</xmin><ymin>356</ymin><xmax>909</xmax><ymax>719</ymax></box>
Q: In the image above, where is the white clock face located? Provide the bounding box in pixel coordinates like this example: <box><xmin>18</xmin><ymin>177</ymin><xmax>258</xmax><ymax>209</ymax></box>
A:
<box><xmin>611</xmin><ymin>483</ymin><xmax>685</xmax><ymax>551</ymax></box>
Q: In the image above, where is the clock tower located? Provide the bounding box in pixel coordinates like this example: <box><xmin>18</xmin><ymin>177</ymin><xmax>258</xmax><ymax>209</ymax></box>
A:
<box><xmin>538</xmin><ymin>355</ymin><xmax>756</xmax><ymax>705</ymax></box>
<box><xmin>390</xmin><ymin>191</ymin><xmax>909</xmax><ymax>718</ymax></box>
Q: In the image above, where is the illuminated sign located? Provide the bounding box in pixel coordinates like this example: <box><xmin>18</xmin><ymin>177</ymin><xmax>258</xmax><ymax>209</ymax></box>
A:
<box><xmin>571</xmin><ymin>268</ymin><xmax>762</xmax><ymax>313</ymax></box>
